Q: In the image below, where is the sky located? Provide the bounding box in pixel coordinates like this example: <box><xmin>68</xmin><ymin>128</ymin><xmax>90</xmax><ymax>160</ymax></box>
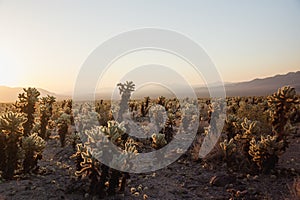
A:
<box><xmin>0</xmin><ymin>0</ymin><xmax>299</xmax><ymax>94</ymax></box>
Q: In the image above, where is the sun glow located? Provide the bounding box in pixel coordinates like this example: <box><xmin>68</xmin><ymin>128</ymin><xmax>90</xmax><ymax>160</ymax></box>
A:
<box><xmin>0</xmin><ymin>51</ymin><xmax>23</xmax><ymax>86</ymax></box>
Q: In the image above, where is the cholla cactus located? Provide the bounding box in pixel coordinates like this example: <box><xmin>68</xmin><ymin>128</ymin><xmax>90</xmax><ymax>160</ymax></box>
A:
<box><xmin>219</xmin><ymin>138</ymin><xmax>236</xmax><ymax>160</ymax></box>
<box><xmin>108</xmin><ymin>139</ymin><xmax>138</xmax><ymax>195</ymax></box>
<box><xmin>224</xmin><ymin>114</ymin><xmax>240</xmax><ymax>140</ymax></box>
<box><xmin>117</xmin><ymin>81</ymin><xmax>135</xmax><ymax>122</ymax></box>
<box><xmin>0</xmin><ymin>112</ymin><xmax>26</xmax><ymax>179</ymax></box>
<box><xmin>74</xmin><ymin>143</ymin><xmax>103</xmax><ymax>196</ymax></box>
<box><xmin>181</xmin><ymin>102</ymin><xmax>199</xmax><ymax>132</ymax></box>
<box><xmin>234</xmin><ymin>118</ymin><xmax>260</xmax><ymax>160</ymax></box>
<box><xmin>73</xmin><ymin>119</ymin><xmax>137</xmax><ymax>197</ymax></box>
<box><xmin>15</xmin><ymin>87</ymin><xmax>40</xmax><ymax>136</ymax></box>
<box><xmin>140</xmin><ymin>96</ymin><xmax>151</xmax><ymax>117</ymax></box>
<box><xmin>148</xmin><ymin>105</ymin><xmax>167</xmax><ymax>133</ymax></box>
<box><xmin>97</xmin><ymin>121</ymin><xmax>127</xmax><ymax>146</ymax></box>
<box><xmin>249</xmin><ymin>135</ymin><xmax>284</xmax><ymax>173</ymax></box>
<box><xmin>57</xmin><ymin>113</ymin><xmax>71</xmax><ymax>147</ymax></box>
<box><xmin>268</xmin><ymin>86</ymin><xmax>299</xmax><ymax>149</ymax></box>
<box><xmin>39</xmin><ymin>95</ymin><xmax>56</xmax><ymax>139</ymax></box>
<box><xmin>151</xmin><ymin>133</ymin><xmax>167</xmax><ymax>149</ymax></box>
<box><xmin>157</xmin><ymin>96</ymin><xmax>166</xmax><ymax>106</ymax></box>
<box><xmin>95</xmin><ymin>101</ymin><xmax>112</xmax><ymax>126</ymax></box>
<box><xmin>75</xmin><ymin>108</ymin><xmax>99</xmax><ymax>143</ymax></box>
<box><xmin>21</xmin><ymin>133</ymin><xmax>45</xmax><ymax>173</ymax></box>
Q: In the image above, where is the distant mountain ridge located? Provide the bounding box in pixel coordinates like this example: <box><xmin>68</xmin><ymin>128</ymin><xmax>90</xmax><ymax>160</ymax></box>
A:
<box><xmin>0</xmin><ymin>71</ymin><xmax>299</xmax><ymax>102</ymax></box>
<box><xmin>0</xmin><ymin>86</ymin><xmax>68</xmax><ymax>103</ymax></box>
<box><xmin>195</xmin><ymin>71</ymin><xmax>300</xmax><ymax>97</ymax></box>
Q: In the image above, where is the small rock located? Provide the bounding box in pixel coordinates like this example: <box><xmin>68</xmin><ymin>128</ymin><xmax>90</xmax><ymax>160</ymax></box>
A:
<box><xmin>84</xmin><ymin>193</ymin><xmax>89</xmax><ymax>198</ymax></box>
<box><xmin>137</xmin><ymin>184</ymin><xmax>143</xmax><ymax>191</ymax></box>
<box><xmin>143</xmin><ymin>194</ymin><xmax>149</xmax><ymax>200</ymax></box>
<box><xmin>130</xmin><ymin>187</ymin><xmax>136</xmax><ymax>194</ymax></box>
<box><xmin>209</xmin><ymin>174</ymin><xmax>236</xmax><ymax>187</ymax></box>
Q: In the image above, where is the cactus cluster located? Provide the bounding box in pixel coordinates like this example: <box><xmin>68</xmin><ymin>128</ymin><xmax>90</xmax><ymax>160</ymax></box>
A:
<box><xmin>219</xmin><ymin>86</ymin><xmax>299</xmax><ymax>173</ymax></box>
<box><xmin>0</xmin><ymin>109</ymin><xmax>45</xmax><ymax>179</ymax></box>
<box><xmin>268</xmin><ymin>86</ymin><xmax>299</xmax><ymax>149</ymax></box>
<box><xmin>249</xmin><ymin>135</ymin><xmax>284</xmax><ymax>173</ymax></box>
<box><xmin>73</xmin><ymin>119</ymin><xmax>137</xmax><ymax>197</ymax></box>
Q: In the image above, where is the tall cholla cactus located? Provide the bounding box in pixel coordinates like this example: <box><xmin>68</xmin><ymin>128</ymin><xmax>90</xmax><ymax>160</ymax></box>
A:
<box><xmin>268</xmin><ymin>86</ymin><xmax>299</xmax><ymax>149</ymax></box>
<box><xmin>0</xmin><ymin>112</ymin><xmax>26</xmax><ymax>179</ymax></box>
<box><xmin>57</xmin><ymin>113</ymin><xmax>71</xmax><ymax>147</ymax></box>
<box><xmin>15</xmin><ymin>87</ymin><xmax>40</xmax><ymax>136</ymax></box>
<box><xmin>39</xmin><ymin>95</ymin><xmax>56</xmax><ymax>139</ymax></box>
<box><xmin>117</xmin><ymin>81</ymin><xmax>135</xmax><ymax>122</ymax></box>
<box><xmin>21</xmin><ymin>133</ymin><xmax>45</xmax><ymax>173</ymax></box>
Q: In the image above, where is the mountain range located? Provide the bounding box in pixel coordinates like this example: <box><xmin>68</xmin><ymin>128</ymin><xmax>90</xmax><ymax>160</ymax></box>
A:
<box><xmin>0</xmin><ymin>71</ymin><xmax>299</xmax><ymax>102</ymax></box>
<box><xmin>195</xmin><ymin>71</ymin><xmax>300</xmax><ymax>97</ymax></box>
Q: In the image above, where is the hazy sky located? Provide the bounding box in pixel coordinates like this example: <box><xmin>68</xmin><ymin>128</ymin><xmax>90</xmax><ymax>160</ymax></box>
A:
<box><xmin>0</xmin><ymin>0</ymin><xmax>299</xmax><ymax>94</ymax></box>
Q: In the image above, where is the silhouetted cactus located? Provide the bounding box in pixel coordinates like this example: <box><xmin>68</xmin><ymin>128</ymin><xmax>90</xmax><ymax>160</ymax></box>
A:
<box><xmin>15</xmin><ymin>87</ymin><xmax>40</xmax><ymax>136</ymax></box>
<box><xmin>0</xmin><ymin>112</ymin><xmax>26</xmax><ymax>179</ymax></box>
